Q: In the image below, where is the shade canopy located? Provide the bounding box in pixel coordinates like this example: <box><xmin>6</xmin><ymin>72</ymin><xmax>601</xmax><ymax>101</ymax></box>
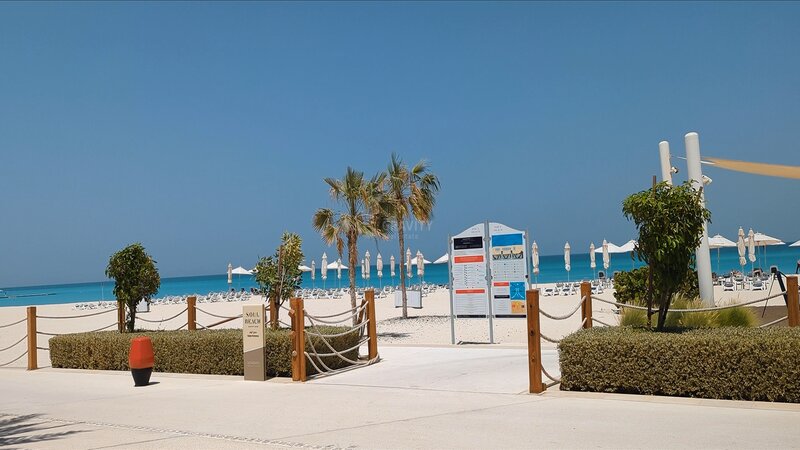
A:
<box><xmin>708</xmin><ymin>234</ymin><xmax>737</xmax><ymax>249</ymax></box>
<box><xmin>618</xmin><ymin>240</ymin><xmax>637</xmax><ymax>253</ymax></box>
<box><xmin>594</xmin><ymin>241</ymin><xmax>630</xmax><ymax>254</ymax></box>
<box><xmin>298</xmin><ymin>265</ymin><xmax>312</xmax><ymax>272</ymax></box>
<box><xmin>327</xmin><ymin>261</ymin><xmax>347</xmax><ymax>270</ymax></box>
<box><xmin>231</xmin><ymin>266</ymin><xmax>252</xmax><ymax>275</ymax></box>
<box><xmin>433</xmin><ymin>253</ymin><xmax>449</xmax><ymax>264</ymax></box>
<box><xmin>748</xmin><ymin>232</ymin><xmax>785</xmax><ymax>246</ymax></box>
<box><xmin>790</xmin><ymin>240</ymin><xmax>800</xmax><ymax>248</ymax></box>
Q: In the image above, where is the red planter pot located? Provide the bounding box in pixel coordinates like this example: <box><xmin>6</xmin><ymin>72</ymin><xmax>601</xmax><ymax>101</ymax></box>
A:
<box><xmin>129</xmin><ymin>336</ymin><xmax>154</xmax><ymax>387</ymax></box>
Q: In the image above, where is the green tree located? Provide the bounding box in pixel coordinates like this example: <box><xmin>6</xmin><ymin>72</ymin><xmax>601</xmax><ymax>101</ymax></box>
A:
<box><xmin>254</xmin><ymin>232</ymin><xmax>304</xmax><ymax>329</ymax></box>
<box><xmin>313</xmin><ymin>167</ymin><xmax>389</xmax><ymax>318</ymax></box>
<box><xmin>106</xmin><ymin>243</ymin><xmax>160</xmax><ymax>332</ymax></box>
<box><xmin>622</xmin><ymin>181</ymin><xmax>711</xmax><ymax>330</ymax></box>
<box><xmin>384</xmin><ymin>154</ymin><xmax>440</xmax><ymax>318</ymax></box>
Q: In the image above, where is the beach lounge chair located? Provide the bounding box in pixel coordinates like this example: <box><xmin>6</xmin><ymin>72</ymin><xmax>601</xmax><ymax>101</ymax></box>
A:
<box><xmin>723</xmin><ymin>279</ymin><xmax>735</xmax><ymax>291</ymax></box>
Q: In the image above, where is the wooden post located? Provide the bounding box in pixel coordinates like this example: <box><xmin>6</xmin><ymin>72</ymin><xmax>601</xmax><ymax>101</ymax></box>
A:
<box><xmin>787</xmin><ymin>276</ymin><xmax>799</xmax><ymax>328</ymax></box>
<box><xmin>269</xmin><ymin>295</ymin><xmax>278</xmax><ymax>330</ymax></box>
<box><xmin>117</xmin><ymin>301</ymin><xmax>125</xmax><ymax>333</ymax></box>
<box><xmin>366</xmin><ymin>289</ymin><xmax>378</xmax><ymax>360</ymax></box>
<box><xmin>581</xmin><ymin>281</ymin><xmax>592</xmax><ymax>329</ymax></box>
<box><xmin>290</xmin><ymin>297</ymin><xmax>306</xmax><ymax>382</ymax></box>
<box><xmin>526</xmin><ymin>289</ymin><xmax>544</xmax><ymax>394</ymax></box>
<box><xmin>187</xmin><ymin>296</ymin><xmax>196</xmax><ymax>331</ymax></box>
<box><xmin>27</xmin><ymin>307</ymin><xmax>37</xmax><ymax>370</ymax></box>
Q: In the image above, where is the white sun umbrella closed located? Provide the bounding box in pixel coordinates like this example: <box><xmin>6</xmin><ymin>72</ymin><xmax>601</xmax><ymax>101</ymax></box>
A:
<box><xmin>748</xmin><ymin>229</ymin><xmax>756</xmax><ymax>274</ymax></box>
<box><xmin>311</xmin><ymin>260</ymin><xmax>316</xmax><ymax>288</ymax></box>
<box><xmin>376</xmin><ymin>253</ymin><xmax>383</xmax><ymax>288</ymax></box>
<box><xmin>365</xmin><ymin>251</ymin><xmax>371</xmax><ymax>284</ymax></box>
<box><xmin>602</xmin><ymin>240</ymin><xmax>610</xmax><ymax>272</ymax></box>
<box><xmin>433</xmin><ymin>253</ymin><xmax>449</xmax><ymax>264</ymax></box>
<box><xmin>564</xmin><ymin>242</ymin><xmax>571</xmax><ymax>282</ymax></box>
<box><xmin>227</xmin><ymin>263</ymin><xmax>233</xmax><ymax>285</ymax></box>
<box><xmin>321</xmin><ymin>252</ymin><xmax>328</xmax><ymax>289</ymax></box>
<box><xmin>708</xmin><ymin>234</ymin><xmax>737</xmax><ymax>274</ymax></box>
<box><xmin>532</xmin><ymin>242</ymin><xmax>540</xmax><ymax>286</ymax></box>
<box><xmin>336</xmin><ymin>258</ymin><xmax>343</xmax><ymax>289</ymax></box>
<box><xmin>737</xmin><ymin>228</ymin><xmax>747</xmax><ymax>274</ymax></box>
<box><xmin>416</xmin><ymin>250</ymin><xmax>424</xmax><ymax>281</ymax></box>
<box><xmin>360</xmin><ymin>259</ymin><xmax>365</xmax><ymax>281</ymax></box>
<box><xmin>390</xmin><ymin>255</ymin><xmax>395</xmax><ymax>280</ymax></box>
<box><xmin>406</xmin><ymin>248</ymin><xmax>413</xmax><ymax>280</ymax></box>
<box><xmin>589</xmin><ymin>243</ymin><xmax>596</xmax><ymax>279</ymax></box>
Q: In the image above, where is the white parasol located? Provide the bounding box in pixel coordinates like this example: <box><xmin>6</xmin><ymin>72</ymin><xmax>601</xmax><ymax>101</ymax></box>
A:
<box><xmin>747</xmin><ymin>229</ymin><xmax>756</xmax><ymax>273</ymax></box>
<box><xmin>406</xmin><ymin>248</ymin><xmax>412</xmax><ymax>279</ymax></box>
<box><xmin>390</xmin><ymin>255</ymin><xmax>395</xmax><ymax>278</ymax></box>
<box><xmin>532</xmin><ymin>242</ymin><xmax>540</xmax><ymax>283</ymax></box>
<box><xmin>708</xmin><ymin>234</ymin><xmax>736</xmax><ymax>274</ymax></box>
<box><xmin>564</xmin><ymin>242</ymin><xmax>571</xmax><ymax>282</ymax></box>
<box><xmin>433</xmin><ymin>253</ymin><xmax>449</xmax><ymax>264</ymax></box>
<box><xmin>589</xmin><ymin>242</ymin><xmax>596</xmax><ymax>279</ymax></box>
<box><xmin>602</xmin><ymin>240</ymin><xmax>610</xmax><ymax>271</ymax></box>
<box><xmin>321</xmin><ymin>252</ymin><xmax>328</xmax><ymax>288</ymax></box>
<box><xmin>365</xmin><ymin>251</ymin><xmax>371</xmax><ymax>282</ymax></box>
<box><xmin>416</xmin><ymin>250</ymin><xmax>424</xmax><ymax>278</ymax></box>
<box><xmin>737</xmin><ymin>227</ymin><xmax>747</xmax><ymax>272</ymax></box>
<box><xmin>376</xmin><ymin>253</ymin><xmax>383</xmax><ymax>287</ymax></box>
<box><xmin>227</xmin><ymin>263</ymin><xmax>233</xmax><ymax>285</ymax></box>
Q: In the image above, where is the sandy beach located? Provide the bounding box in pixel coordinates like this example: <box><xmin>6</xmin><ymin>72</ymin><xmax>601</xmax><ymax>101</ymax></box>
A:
<box><xmin>0</xmin><ymin>281</ymin><xmax>792</xmax><ymax>369</ymax></box>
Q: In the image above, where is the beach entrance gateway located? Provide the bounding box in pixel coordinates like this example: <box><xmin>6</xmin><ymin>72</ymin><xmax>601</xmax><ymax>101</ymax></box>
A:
<box><xmin>448</xmin><ymin>222</ymin><xmax>530</xmax><ymax>344</ymax></box>
<box><xmin>242</xmin><ymin>304</ymin><xmax>266</xmax><ymax>381</ymax></box>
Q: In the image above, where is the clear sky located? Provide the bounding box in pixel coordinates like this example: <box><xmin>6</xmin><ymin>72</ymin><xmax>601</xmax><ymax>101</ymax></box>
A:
<box><xmin>1</xmin><ymin>2</ymin><xmax>799</xmax><ymax>287</ymax></box>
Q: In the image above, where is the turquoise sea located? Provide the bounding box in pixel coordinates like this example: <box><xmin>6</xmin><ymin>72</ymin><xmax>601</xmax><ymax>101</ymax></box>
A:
<box><xmin>2</xmin><ymin>246</ymin><xmax>799</xmax><ymax>308</ymax></box>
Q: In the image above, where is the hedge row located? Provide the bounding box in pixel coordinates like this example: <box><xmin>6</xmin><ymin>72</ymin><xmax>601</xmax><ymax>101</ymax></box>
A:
<box><xmin>559</xmin><ymin>327</ymin><xmax>800</xmax><ymax>402</ymax></box>
<box><xmin>49</xmin><ymin>326</ymin><xmax>361</xmax><ymax>377</ymax></box>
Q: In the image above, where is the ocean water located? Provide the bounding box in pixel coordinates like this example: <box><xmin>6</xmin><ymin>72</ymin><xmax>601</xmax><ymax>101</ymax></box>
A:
<box><xmin>3</xmin><ymin>246</ymin><xmax>799</xmax><ymax>308</ymax></box>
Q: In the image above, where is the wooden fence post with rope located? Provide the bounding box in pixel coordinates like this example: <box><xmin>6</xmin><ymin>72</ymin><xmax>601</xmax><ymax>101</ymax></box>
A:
<box><xmin>187</xmin><ymin>296</ymin><xmax>197</xmax><ymax>331</ymax></box>
<box><xmin>526</xmin><ymin>289</ymin><xmax>544</xmax><ymax>394</ymax></box>
<box><xmin>787</xmin><ymin>275</ymin><xmax>799</xmax><ymax>328</ymax></box>
<box><xmin>290</xmin><ymin>297</ymin><xmax>307</xmax><ymax>382</ymax></box>
<box><xmin>365</xmin><ymin>289</ymin><xmax>378</xmax><ymax>360</ymax></box>
<box><xmin>581</xmin><ymin>281</ymin><xmax>592</xmax><ymax>329</ymax></box>
<box><xmin>117</xmin><ymin>302</ymin><xmax>125</xmax><ymax>333</ymax></box>
<box><xmin>26</xmin><ymin>306</ymin><xmax>37</xmax><ymax>371</ymax></box>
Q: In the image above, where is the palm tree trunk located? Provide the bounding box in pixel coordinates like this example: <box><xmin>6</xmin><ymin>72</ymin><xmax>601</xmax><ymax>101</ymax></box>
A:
<box><xmin>348</xmin><ymin>232</ymin><xmax>358</xmax><ymax>325</ymax></box>
<box><xmin>397</xmin><ymin>219</ymin><xmax>408</xmax><ymax>319</ymax></box>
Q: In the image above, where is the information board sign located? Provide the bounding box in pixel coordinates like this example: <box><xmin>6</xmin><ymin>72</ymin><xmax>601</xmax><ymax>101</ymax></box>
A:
<box><xmin>450</xmin><ymin>223</ymin><xmax>489</xmax><ymax>316</ymax></box>
<box><xmin>242</xmin><ymin>304</ymin><xmax>266</xmax><ymax>381</ymax></box>
<box><xmin>488</xmin><ymin>223</ymin><xmax>529</xmax><ymax>316</ymax></box>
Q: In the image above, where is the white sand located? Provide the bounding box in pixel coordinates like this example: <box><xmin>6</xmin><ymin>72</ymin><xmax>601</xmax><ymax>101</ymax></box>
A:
<box><xmin>0</xmin><ymin>282</ymin><xmax>791</xmax><ymax>369</ymax></box>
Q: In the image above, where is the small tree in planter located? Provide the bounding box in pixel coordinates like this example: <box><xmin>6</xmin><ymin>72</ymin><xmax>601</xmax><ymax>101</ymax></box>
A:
<box><xmin>622</xmin><ymin>181</ymin><xmax>711</xmax><ymax>330</ymax></box>
<box><xmin>106</xmin><ymin>243</ymin><xmax>160</xmax><ymax>332</ymax></box>
<box><xmin>255</xmin><ymin>232</ymin><xmax>304</xmax><ymax>329</ymax></box>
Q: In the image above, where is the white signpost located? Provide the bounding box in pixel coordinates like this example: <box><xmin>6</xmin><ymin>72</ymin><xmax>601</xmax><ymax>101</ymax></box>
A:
<box><xmin>449</xmin><ymin>222</ymin><xmax>529</xmax><ymax>344</ymax></box>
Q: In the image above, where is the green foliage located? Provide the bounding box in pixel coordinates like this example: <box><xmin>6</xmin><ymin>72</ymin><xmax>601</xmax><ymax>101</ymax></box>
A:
<box><xmin>620</xmin><ymin>296</ymin><xmax>756</xmax><ymax>328</ymax></box>
<box><xmin>49</xmin><ymin>326</ymin><xmax>360</xmax><ymax>377</ymax></box>
<box><xmin>622</xmin><ymin>181</ymin><xmax>711</xmax><ymax>329</ymax></box>
<box><xmin>614</xmin><ymin>267</ymin><xmax>698</xmax><ymax>305</ymax></box>
<box><xmin>313</xmin><ymin>167</ymin><xmax>390</xmax><ymax>313</ymax></box>
<box><xmin>384</xmin><ymin>153</ymin><xmax>440</xmax><ymax>319</ymax></box>
<box><xmin>254</xmin><ymin>232</ymin><xmax>304</xmax><ymax>322</ymax></box>
<box><xmin>559</xmin><ymin>327</ymin><xmax>800</xmax><ymax>402</ymax></box>
<box><xmin>105</xmin><ymin>243</ymin><xmax>160</xmax><ymax>332</ymax></box>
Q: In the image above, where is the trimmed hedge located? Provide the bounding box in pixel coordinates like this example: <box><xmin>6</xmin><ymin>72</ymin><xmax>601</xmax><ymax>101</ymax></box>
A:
<box><xmin>559</xmin><ymin>327</ymin><xmax>800</xmax><ymax>402</ymax></box>
<box><xmin>50</xmin><ymin>326</ymin><xmax>361</xmax><ymax>377</ymax></box>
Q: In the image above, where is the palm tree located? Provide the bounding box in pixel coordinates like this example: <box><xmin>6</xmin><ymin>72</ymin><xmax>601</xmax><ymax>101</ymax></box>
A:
<box><xmin>313</xmin><ymin>167</ymin><xmax>389</xmax><ymax>318</ymax></box>
<box><xmin>384</xmin><ymin>154</ymin><xmax>440</xmax><ymax>319</ymax></box>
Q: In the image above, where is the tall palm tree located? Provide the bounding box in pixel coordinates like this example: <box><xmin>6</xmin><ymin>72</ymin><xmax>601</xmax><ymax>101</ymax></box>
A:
<box><xmin>384</xmin><ymin>154</ymin><xmax>440</xmax><ymax>319</ymax></box>
<box><xmin>313</xmin><ymin>167</ymin><xmax>389</xmax><ymax>317</ymax></box>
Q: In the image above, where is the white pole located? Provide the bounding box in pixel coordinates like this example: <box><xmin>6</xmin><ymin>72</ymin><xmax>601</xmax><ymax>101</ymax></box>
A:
<box><xmin>659</xmin><ymin>141</ymin><xmax>673</xmax><ymax>185</ymax></box>
<box><xmin>685</xmin><ymin>132</ymin><xmax>714</xmax><ymax>306</ymax></box>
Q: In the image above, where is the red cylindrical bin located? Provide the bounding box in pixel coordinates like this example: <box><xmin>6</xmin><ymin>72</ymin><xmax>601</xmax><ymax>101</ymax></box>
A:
<box><xmin>129</xmin><ymin>336</ymin><xmax>154</xmax><ymax>387</ymax></box>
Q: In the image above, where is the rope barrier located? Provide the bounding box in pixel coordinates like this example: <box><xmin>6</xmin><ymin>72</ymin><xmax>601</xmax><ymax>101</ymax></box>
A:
<box><xmin>306</xmin><ymin>336</ymin><xmax>369</xmax><ymax>358</ymax></box>
<box><xmin>0</xmin><ymin>350</ymin><xmax>28</xmax><ymax>368</ymax></box>
<box><xmin>302</xmin><ymin>302</ymin><xmax>366</xmax><ymax>320</ymax></box>
<box><xmin>305</xmin><ymin>318</ymin><xmax>369</xmax><ymax>366</ymax></box>
<box><xmin>195</xmin><ymin>307</ymin><xmax>241</xmax><ymax>320</ymax></box>
<box><xmin>540</xmin><ymin>332</ymin><xmax>561</xmax><ymax>344</ymax></box>
<box><xmin>592</xmin><ymin>317</ymin><xmax>615</xmax><ymax>327</ymax></box>
<box><xmin>87</xmin><ymin>323</ymin><xmax>118</xmax><ymax>333</ymax></box>
<box><xmin>538</xmin><ymin>296</ymin><xmax>585</xmax><ymax>321</ymax></box>
<box><xmin>759</xmin><ymin>316</ymin><xmax>788</xmax><ymax>328</ymax></box>
<box><xmin>174</xmin><ymin>322</ymin><xmax>188</xmax><ymax>331</ymax></box>
<box><xmin>36</xmin><ymin>347</ymin><xmax>49</xmax><ymax>351</ymax></box>
<box><xmin>303</xmin><ymin>351</ymin><xmax>379</xmax><ymax>379</ymax></box>
<box><xmin>0</xmin><ymin>335</ymin><xmax>27</xmax><ymax>353</ymax></box>
<box><xmin>197</xmin><ymin>323</ymin><xmax>209</xmax><ymax>330</ymax></box>
<box><xmin>136</xmin><ymin>308</ymin><xmax>188</xmax><ymax>324</ymax></box>
<box><xmin>303</xmin><ymin>308</ymin><xmax>361</xmax><ymax>325</ymax></box>
<box><xmin>0</xmin><ymin>317</ymin><xmax>27</xmax><ymax>329</ymax></box>
<box><xmin>38</xmin><ymin>321</ymin><xmax>118</xmax><ymax>337</ymax></box>
<box><xmin>37</xmin><ymin>331</ymin><xmax>64</xmax><ymax>337</ymax></box>
<box><xmin>541</xmin><ymin>365</ymin><xmax>561</xmax><ymax>385</ymax></box>
<box><xmin>37</xmin><ymin>308</ymin><xmax>117</xmax><ymax>320</ymax></box>
<box><xmin>304</xmin><ymin>320</ymin><xmax>368</xmax><ymax>339</ymax></box>
<box><xmin>591</xmin><ymin>291</ymin><xmax>787</xmax><ymax>313</ymax></box>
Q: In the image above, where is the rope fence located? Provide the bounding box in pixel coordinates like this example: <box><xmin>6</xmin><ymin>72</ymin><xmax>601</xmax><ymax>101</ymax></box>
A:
<box><xmin>0</xmin><ymin>317</ymin><xmax>27</xmax><ymax>329</ymax></box>
<box><xmin>0</xmin><ymin>351</ymin><xmax>29</xmax><ymax>368</ymax></box>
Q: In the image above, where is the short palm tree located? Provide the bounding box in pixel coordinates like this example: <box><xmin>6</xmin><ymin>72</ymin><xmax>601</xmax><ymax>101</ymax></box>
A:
<box><xmin>313</xmin><ymin>167</ymin><xmax>389</xmax><ymax>317</ymax></box>
<box><xmin>384</xmin><ymin>154</ymin><xmax>440</xmax><ymax>319</ymax></box>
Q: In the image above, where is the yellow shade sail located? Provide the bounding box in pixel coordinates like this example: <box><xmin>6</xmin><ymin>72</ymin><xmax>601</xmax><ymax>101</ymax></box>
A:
<box><xmin>704</xmin><ymin>157</ymin><xmax>800</xmax><ymax>180</ymax></box>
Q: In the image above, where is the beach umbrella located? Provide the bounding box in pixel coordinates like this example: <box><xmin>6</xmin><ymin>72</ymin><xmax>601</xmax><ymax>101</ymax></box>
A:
<box><xmin>589</xmin><ymin>243</ymin><xmax>596</xmax><ymax>279</ymax></box>
<box><xmin>231</xmin><ymin>266</ymin><xmax>252</xmax><ymax>275</ymax></box>
<box><xmin>532</xmin><ymin>242</ymin><xmax>540</xmax><ymax>286</ymax></box>
<box><xmin>336</xmin><ymin>258</ymin><xmax>343</xmax><ymax>289</ymax></box>
<box><xmin>602</xmin><ymin>240</ymin><xmax>610</xmax><ymax>272</ymax></box>
<box><xmin>790</xmin><ymin>240</ymin><xmax>800</xmax><ymax>247</ymax></box>
<box><xmin>390</xmin><ymin>255</ymin><xmax>396</xmax><ymax>278</ymax></box>
<box><xmin>376</xmin><ymin>253</ymin><xmax>383</xmax><ymax>288</ymax></box>
<box><xmin>298</xmin><ymin>264</ymin><xmax>312</xmax><ymax>272</ymax></box>
<box><xmin>365</xmin><ymin>251</ymin><xmax>371</xmax><ymax>284</ymax></box>
<box><xmin>406</xmin><ymin>248</ymin><xmax>413</xmax><ymax>281</ymax></box>
<box><xmin>311</xmin><ymin>260</ymin><xmax>316</xmax><ymax>289</ymax></box>
<box><xmin>749</xmin><ymin>231</ymin><xmax>785</xmax><ymax>269</ymax></box>
<box><xmin>227</xmin><ymin>263</ymin><xmax>233</xmax><ymax>285</ymax></box>
<box><xmin>708</xmin><ymin>234</ymin><xmax>736</xmax><ymax>274</ymax></box>
<box><xmin>618</xmin><ymin>239</ymin><xmax>637</xmax><ymax>270</ymax></box>
<box><xmin>321</xmin><ymin>252</ymin><xmax>328</xmax><ymax>288</ymax></box>
<box><xmin>737</xmin><ymin>228</ymin><xmax>747</xmax><ymax>273</ymax></box>
<box><xmin>433</xmin><ymin>253</ymin><xmax>449</xmax><ymax>264</ymax></box>
<box><xmin>748</xmin><ymin>229</ymin><xmax>756</xmax><ymax>273</ymax></box>
<box><xmin>416</xmin><ymin>250</ymin><xmax>424</xmax><ymax>280</ymax></box>
<box><xmin>564</xmin><ymin>242</ymin><xmax>571</xmax><ymax>282</ymax></box>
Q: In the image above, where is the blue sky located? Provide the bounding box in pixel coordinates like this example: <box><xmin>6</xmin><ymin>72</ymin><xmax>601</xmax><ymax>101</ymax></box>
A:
<box><xmin>1</xmin><ymin>2</ymin><xmax>799</xmax><ymax>287</ymax></box>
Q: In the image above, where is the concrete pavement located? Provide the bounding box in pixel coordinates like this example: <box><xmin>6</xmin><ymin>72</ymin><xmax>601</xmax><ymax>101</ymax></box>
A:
<box><xmin>1</xmin><ymin>346</ymin><xmax>798</xmax><ymax>449</ymax></box>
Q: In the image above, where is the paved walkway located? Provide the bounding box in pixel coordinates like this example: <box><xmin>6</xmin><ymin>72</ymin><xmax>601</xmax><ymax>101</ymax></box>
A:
<box><xmin>0</xmin><ymin>346</ymin><xmax>798</xmax><ymax>449</ymax></box>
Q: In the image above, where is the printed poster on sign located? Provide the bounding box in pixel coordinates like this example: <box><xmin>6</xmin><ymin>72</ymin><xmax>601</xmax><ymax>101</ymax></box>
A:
<box><xmin>489</xmin><ymin>223</ymin><xmax>528</xmax><ymax>316</ymax></box>
<box><xmin>451</xmin><ymin>223</ymin><xmax>489</xmax><ymax>316</ymax></box>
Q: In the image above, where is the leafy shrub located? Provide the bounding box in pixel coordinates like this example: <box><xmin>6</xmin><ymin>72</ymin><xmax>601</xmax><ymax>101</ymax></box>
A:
<box><xmin>50</xmin><ymin>326</ymin><xmax>362</xmax><ymax>377</ymax></box>
<box><xmin>613</xmin><ymin>267</ymin><xmax>699</xmax><ymax>305</ymax></box>
<box><xmin>559</xmin><ymin>327</ymin><xmax>800</xmax><ymax>402</ymax></box>
<box><xmin>619</xmin><ymin>296</ymin><xmax>756</xmax><ymax>329</ymax></box>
